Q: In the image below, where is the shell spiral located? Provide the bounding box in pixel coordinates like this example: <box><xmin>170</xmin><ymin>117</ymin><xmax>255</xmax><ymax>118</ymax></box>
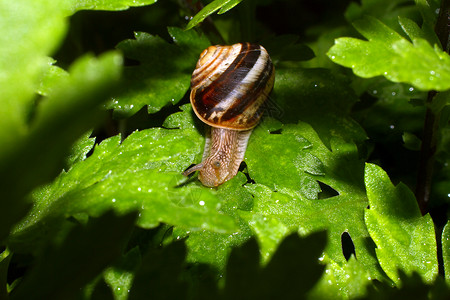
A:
<box><xmin>190</xmin><ymin>43</ymin><xmax>275</xmax><ymax>130</ymax></box>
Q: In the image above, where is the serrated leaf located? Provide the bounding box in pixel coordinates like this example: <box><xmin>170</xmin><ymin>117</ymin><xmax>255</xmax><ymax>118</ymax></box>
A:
<box><xmin>328</xmin><ymin>16</ymin><xmax>450</xmax><ymax>91</ymax></box>
<box><xmin>180</xmin><ymin>172</ymin><xmax>254</xmax><ymax>269</ymax></box>
<box><xmin>109</xmin><ymin>29</ymin><xmax>209</xmax><ymax>118</ymax></box>
<box><xmin>364</xmin><ymin>163</ymin><xmax>438</xmax><ymax>284</ymax></box>
<box><xmin>10</xmin><ymin>106</ymin><xmax>237</xmax><ymax>252</ymax></box>
<box><xmin>309</xmin><ymin>256</ymin><xmax>372</xmax><ymax>299</ymax></box>
<box><xmin>65</xmin><ymin>131</ymin><xmax>96</xmax><ymax>169</ymax></box>
<box><xmin>237</xmin><ymin>122</ymin><xmax>388</xmax><ymax>297</ymax></box>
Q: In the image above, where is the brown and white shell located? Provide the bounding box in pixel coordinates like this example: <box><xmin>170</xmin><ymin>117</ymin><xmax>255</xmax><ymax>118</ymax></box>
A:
<box><xmin>184</xmin><ymin>43</ymin><xmax>275</xmax><ymax>187</ymax></box>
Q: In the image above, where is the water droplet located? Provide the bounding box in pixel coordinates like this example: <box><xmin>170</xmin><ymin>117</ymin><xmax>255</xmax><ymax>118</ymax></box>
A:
<box><xmin>430</xmin><ymin>70</ymin><xmax>436</xmax><ymax>75</ymax></box>
<box><xmin>130</xmin><ymin>104</ymin><xmax>134</xmax><ymax>109</ymax></box>
<box><xmin>391</xmin><ymin>92</ymin><xmax>396</xmax><ymax>96</ymax></box>
<box><xmin>148</xmin><ymin>189</ymin><xmax>153</xmax><ymax>193</ymax></box>
<box><xmin>409</xmin><ymin>87</ymin><xmax>414</xmax><ymax>92</ymax></box>
<box><xmin>199</xmin><ymin>200</ymin><xmax>205</xmax><ymax>206</ymax></box>
<box><xmin>447</xmin><ymin>193</ymin><xmax>450</xmax><ymax>198</ymax></box>
<box><xmin>331</xmin><ymin>55</ymin><xmax>335</xmax><ymax>59</ymax></box>
<box><xmin>112</xmin><ymin>198</ymin><xmax>116</xmax><ymax>203</ymax></box>
<box><xmin>389</xmin><ymin>125</ymin><xmax>395</xmax><ymax>129</ymax></box>
<box><xmin>137</xmin><ymin>187</ymin><xmax>142</xmax><ymax>192</ymax></box>
<box><xmin>372</xmin><ymin>90</ymin><xmax>378</xmax><ymax>95</ymax></box>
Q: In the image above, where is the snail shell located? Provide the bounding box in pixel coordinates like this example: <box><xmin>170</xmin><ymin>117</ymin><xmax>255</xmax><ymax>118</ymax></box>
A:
<box><xmin>183</xmin><ymin>42</ymin><xmax>275</xmax><ymax>187</ymax></box>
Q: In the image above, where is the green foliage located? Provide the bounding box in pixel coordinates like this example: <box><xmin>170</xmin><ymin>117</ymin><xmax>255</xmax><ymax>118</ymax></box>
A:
<box><xmin>108</xmin><ymin>28</ymin><xmax>210</xmax><ymax>118</ymax></box>
<box><xmin>1</xmin><ymin>0</ymin><xmax>449</xmax><ymax>299</ymax></box>
<box><xmin>186</xmin><ymin>0</ymin><xmax>244</xmax><ymax>30</ymax></box>
<box><xmin>327</xmin><ymin>16</ymin><xmax>450</xmax><ymax>91</ymax></box>
<box><xmin>364</xmin><ymin>163</ymin><xmax>438</xmax><ymax>284</ymax></box>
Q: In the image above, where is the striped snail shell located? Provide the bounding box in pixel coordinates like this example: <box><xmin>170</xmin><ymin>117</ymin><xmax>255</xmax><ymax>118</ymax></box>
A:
<box><xmin>183</xmin><ymin>43</ymin><xmax>275</xmax><ymax>187</ymax></box>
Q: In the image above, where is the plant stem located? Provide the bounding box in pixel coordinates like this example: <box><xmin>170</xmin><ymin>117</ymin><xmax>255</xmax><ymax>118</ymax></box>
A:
<box><xmin>416</xmin><ymin>92</ymin><xmax>439</xmax><ymax>214</ymax></box>
<box><xmin>415</xmin><ymin>0</ymin><xmax>449</xmax><ymax>214</ymax></box>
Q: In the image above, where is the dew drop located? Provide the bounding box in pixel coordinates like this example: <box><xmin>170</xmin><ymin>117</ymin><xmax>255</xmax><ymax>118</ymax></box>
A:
<box><xmin>389</xmin><ymin>125</ymin><xmax>395</xmax><ymax>129</ymax></box>
<box><xmin>199</xmin><ymin>200</ymin><xmax>205</xmax><ymax>206</ymax></box>
<box><xmin>137</xmin><ymin>187</ymin><xmax>142</xmax><ymax>192</ymax></box>
<box><xmin>409</xmin><ymin>87</ymin><xmax>414</xmax><ymax>92</ymax></box>
<box><xmin>391</xmin><ymin>92</ymin><xmax>396</xmax><ymax>96</ymax></box>
<box><xmin>372</xmin><ymin>90</ymin><xmax>378</xmax><ymax>95</ymax></box>
<box><xmin>112</xmin><ymin>198</ymin><xmax>116</xmax><ymax>203</ymax></box>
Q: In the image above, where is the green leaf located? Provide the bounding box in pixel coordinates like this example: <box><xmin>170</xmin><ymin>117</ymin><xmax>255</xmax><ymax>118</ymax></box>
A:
<box><xmin>0</xmin><ymin>0</ymin><xmax>67</xmax><ymax>147</ymax></box>
<box><xmin>327</xmin><ymin>16</ymin><xmax>450</xmax><ymax>91</ymax></box>
<box><xmin>10</xmin><ymin>211</ymin><xmax>137</xmax><ymax>299</ymax></box>
<box><xmin>9</xmin><ymin>105</ymin><xmax>237</xmax><ymax>252</ymax></box>
<box><xmin>0</xmin><ymin>249</ymin><xmax>11</xmax><ymax>299</ymax></box>
<box><xmin>402</xmin><ymin>132</ymin><xmax>422</xmax><ymax>151</ymax></box>
<box><xmin>240</xmin><ymin>122</ymin><xmax>388</xmax><ymax>297</ymax></box>
<box><xmin>364</xmin><ymin>163</ymin><xmax>438</xmax><ymax>284</ymax></box>
<box><xmin>109</xmin><ymin>29</ymin><xmax>209</xmax><ymax>118</ymax></box>
<box><xmin>414</xmin><ymin>0</ymin><xmax>440</xmax><ymax>25</ymax></box>
<box><xmin>443</xmin><ymin>221</ymin><xmax>450</xmax><ymax>284</ymax></box>
<box><xmin>64</xmin><ymin>131</ymin><xmax>96</xmax><ymax>170</ymax></box>
<box><xmin>104</xmin><ymin>247</ymin><xmax>141</xmax><ymax>300</ymax></box>
<box><xmin>0</xmin><ymin>51</ymin><xmax>122</xmax><ymax>244</ymax></box>
<box><xmin>272</xmin><ymin>68</ymin><xmax>367</xmax><ymax>148</ymax></box>
<box><xmin>69</xmin><ymin>0</ymin><xmax>158</xmax><ymax>14</ymax></box>
<box><xmin>309</xmin><ymin>256</ymin><xmax>372</xmax><ymax>299</ymax></box>
<box><xmin>186</xmin><ymin>0</ymin><xmax>244</xmax><ymax>30</ymax></box>
<box><xmin>180</xmin><ymin>172</ymin><xmax>255</xmax><ymax>269</ymax></box>
<box><xmin>37</xmin><ymin>58</ymin><xmax>70</xmax><ymax>97</ymax></box>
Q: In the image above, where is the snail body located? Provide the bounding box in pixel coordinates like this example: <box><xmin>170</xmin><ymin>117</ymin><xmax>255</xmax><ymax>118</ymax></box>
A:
<box><xmin>183</xmin><ymin>43</ymin><xmax>275</xmax><ymax>187</ymax></box>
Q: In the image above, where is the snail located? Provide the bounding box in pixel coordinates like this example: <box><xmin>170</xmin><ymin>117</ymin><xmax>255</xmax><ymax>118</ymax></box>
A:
<box><xmin>183</xmin><ymin>42</ymin><xmax>275</xmax><ymax>187</ymax></box>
